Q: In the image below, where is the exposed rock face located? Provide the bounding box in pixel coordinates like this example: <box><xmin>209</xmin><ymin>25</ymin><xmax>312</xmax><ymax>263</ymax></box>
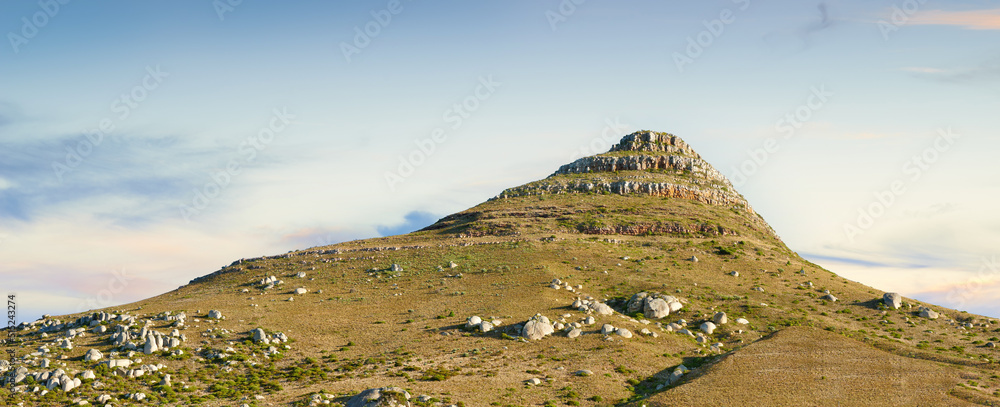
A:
<box><xmin>576</xmin><ymin>221</ymin><xmax>736</xmax><ymax>236</ymax></box>
<box><xmin>497</xmin><ymin>179</ymin><xmax>750</xmax><ymax>210</ymax></box>
<box><xmin>554</xmin><ymin>155</ymin><xmax>725</xmax><ymax>182</ymax></box>
<box><xmin>609</xmin><ymin>131</ymin><xmax>701</xmax><ymax>156</ymax></box>
<box><xmin>492</xmin><ymin>130</ymin><xmax>760</xmax><ymax>213</ymax></box>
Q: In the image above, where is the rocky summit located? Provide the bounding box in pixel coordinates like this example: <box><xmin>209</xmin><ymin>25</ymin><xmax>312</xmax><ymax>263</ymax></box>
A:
<box><xmin>497</xmin><ymin>131</ymin><xmax>756</xmax><ymax>214</ymax></box>
<box><xmin>3</xmin><ymin>130</ymin><xmax>999</xmax><ymax>406</ymax></box>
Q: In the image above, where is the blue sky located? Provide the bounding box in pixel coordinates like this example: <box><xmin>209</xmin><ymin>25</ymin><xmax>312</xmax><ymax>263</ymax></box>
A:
<box><xmin>1</xmin><ymin>0</ymin><xmax>998</xmax><ymax>322</ymax></box>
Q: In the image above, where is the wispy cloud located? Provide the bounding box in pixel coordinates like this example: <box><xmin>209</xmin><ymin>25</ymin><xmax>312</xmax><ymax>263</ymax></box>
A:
<box><xmin>909</xmin><ymin>9</ymin><xmax>1000</xmax><ymax>30</ymax></box>
<box><xmin>762</xmin><ymin>2</ymin><xmax>837</xmax><ymax>53</ymax></box>
<box><xmin>804</xmin><ymin>2</ymin><xmax>834</xmax><ymax>35</ymax></box>
<box><xmin>902</xmin><ymin>58</ymin><xmax>1000</xmax><ymax>83</ymax></box>
<box><xmin>0</xmin><ymin>134</ymin><xmax>219</xmax><ymax>224</ymax></box>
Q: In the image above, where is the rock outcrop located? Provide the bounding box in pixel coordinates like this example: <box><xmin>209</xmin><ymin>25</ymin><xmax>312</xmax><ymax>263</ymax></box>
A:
<box><xmin>522</xmin><ymin>315</ymin><xmax>555</xmax><ymax>340</ymax></box>
<box><xmin>346</xmin><ymin>387</ymin><xmax>411</xmax><ymax>407</ymax></box>
<box><xmin>493</xmin><ymin>131</ymin><xmax>754</xmax><ymax>211</ymax></box>
<box><xmin>883</xmin><ymin>292</ymin><xmax>902</xmax><ymax>309</ymax></box>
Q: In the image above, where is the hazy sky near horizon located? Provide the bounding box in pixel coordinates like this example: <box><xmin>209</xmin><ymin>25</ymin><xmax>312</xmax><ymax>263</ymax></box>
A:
<box><xmin>1</xmin><ymin>0</ymin><xmax>998</xmax><ymax>322</ymax></box>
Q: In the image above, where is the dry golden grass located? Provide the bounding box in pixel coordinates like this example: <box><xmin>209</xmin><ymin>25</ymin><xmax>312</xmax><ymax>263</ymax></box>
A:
<box><xmin>5</xmin><ymin>177</ymin><xmax>999</xmax><ymax>406</ymax></box>
<box><xmin>639</xmin><ymin>326</ymin><xmax>986</xmax><ymax>406</ymax></box>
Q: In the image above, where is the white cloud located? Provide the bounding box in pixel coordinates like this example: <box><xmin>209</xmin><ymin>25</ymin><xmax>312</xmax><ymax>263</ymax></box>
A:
<box><xmin>908</xmin><ymin>9</ymin><xmax>1000</xmax><ymax>30</ymax></box>
<box><xmin>812</xmin><ymin>259</ymin><xmax>1000</xmax><ymax>319</ymax></box>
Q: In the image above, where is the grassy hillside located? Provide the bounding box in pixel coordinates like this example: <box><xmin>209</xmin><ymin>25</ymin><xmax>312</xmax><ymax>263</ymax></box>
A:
<box><xmin>2</xmin><ymin>131</ymin><xmax>998</xmax><ymax>406</ymax></box>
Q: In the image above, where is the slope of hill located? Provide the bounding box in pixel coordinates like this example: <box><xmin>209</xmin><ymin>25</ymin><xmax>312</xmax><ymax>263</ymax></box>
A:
<box><xmin>3</xmin><ymin>131</ymin><xmax>998</xmax><ymax>406</ymax></box>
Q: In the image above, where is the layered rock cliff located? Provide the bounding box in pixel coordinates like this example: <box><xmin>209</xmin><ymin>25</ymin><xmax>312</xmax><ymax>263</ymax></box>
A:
<box><xmin>495</xmin><ymin>130</ymin><xmax>752</xmax><ymax>212</ymax></box>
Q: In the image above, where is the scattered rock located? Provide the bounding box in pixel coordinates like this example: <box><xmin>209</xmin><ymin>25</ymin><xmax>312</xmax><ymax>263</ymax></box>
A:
<box><xmin>83</xmin><ymin>349</ymin><xmax>103</xmax><ymax>362</ymax></box>
<box><xmin>574</xmin><ymin>369</ymin><xmax>593</xmax><ymax>376</ymax></box>
<box><xmin>294</xmin><ymin>288</ymin><xmax>308</xmax><ymax>295</ymax></box>
<box><xmin>466</xmin><ymin>316</ymin><xmax>483</xmax><ymax>330</ymax></box>
<box><xmin>346</xmin><ymin>387</ymin><xmax>412</xmax><ymax>407</ymax></box>
<box><xmin>822</xmin><ymin>294</ymin><xmax>838</xmax><ymax>302</ymax></box>
<box><xmin>644</xmin><ymin>298</ymin><xmax>670</xmax><ymax>319</ymax></box>
<box><xmin>616</xmin><ymin>328</ymin><xmax>633</xmax><ymax>339</ymax></box>
<box><xmin>594</xmin><ymin>302</ymin><xmax>615</xmax><ymax>315</ymax></box>
<box><xmin>713</xmin><ymin>312</ymin><xmax>728</xmax><ymax>325</ymax></box>
<box><xmin>207</xmin><ymin>310</ymin><xmax>223</xmax><ymax>319</ymax></box>
<box><xmin>103</xmin><ymin>359</ymin><xmax>132</xmax><ymax>369</ymax></box>
<box><xmin>522</xmin><ymin>315</ymin><xmax>555</xmax><ymax>340</ymax></box>
<box><xmin>251</xmin><ymin>328</ymin><xmax>267</xmax><ymax>343</ymax></box>
<box><xmin>526</xmin><ymin>378</ymin><xmax>542</xmax><ymax>385</ymax></box>
<box><xmin>918</xmin><ymin>307</ymin><xmax>939</xmax><ymax>319</ymax></box>
<box><xmin>626</xmin><ymin>292</ymin><xmax>683</xmax><ymax>319</ymax></box>
<box><xmin>601</xmin><ymin>324</ymin><xmax>616</xmax><ymax>335</ymax></box>
<box><xmin>986</xmin><ymin>342</ymin><xmax>996</xmax><ymax>348</ymax></box>
<box><xmin>883</xmin><ymin>292</ymin><xmax>902</xmax><ymax>309</ymax></box>
<box><xmin>143</xmin><ymin>336</ymin><xmax>158</xmax><ymax>355</ymax></box>
<box><xmin>700</xmin><ymin>322</ymin><xmax>716</xmax><ymax>335</ymax></box>
<box><xmin>566</xmin><ymin>328</ymin><xmax>582</xmax><ymax>339</ymax></box>
<box><xmin>736</xmin><ymin>318</ymin><xmax>749</xmax><ymax>325</ymax></box>
<box><xmin>689</xmin><ymin>256</ymin><xmax>698</xmax><ymax>262</ymax></box>
<box><xmin>730</xmin><ymin>271</ymin><xmax>739</xmax><ymax>277</ymax></box>
<box><xmin>668</xmin><ymin>365</ymin><xmax>688</xmax><ymax>384</ymax></box>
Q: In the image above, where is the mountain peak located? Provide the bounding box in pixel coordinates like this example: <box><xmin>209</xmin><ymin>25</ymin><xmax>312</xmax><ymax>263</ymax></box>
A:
<box><xmin>494</xmin><ymin>130</ymin><xmax>757</xmax><ymax>218</ymax></box>
<box><xmin>608</xmin><ymin>130</ymin><xmax>701</xmax><ymax>158</ymax></box>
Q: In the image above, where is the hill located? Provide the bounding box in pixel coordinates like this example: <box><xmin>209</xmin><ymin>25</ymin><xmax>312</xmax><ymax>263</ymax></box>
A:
<box><xmin>2</xmin><ymin>131</ymin><xmax>998</xmax><ymax>406</ymax></box>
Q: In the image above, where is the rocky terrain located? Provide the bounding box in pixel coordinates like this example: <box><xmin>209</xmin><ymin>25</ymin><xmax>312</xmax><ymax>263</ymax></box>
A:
<box><xmin>2</xmin><ymin>130</ymin><xmax>998</xmax><ymax>406</ymax></box>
